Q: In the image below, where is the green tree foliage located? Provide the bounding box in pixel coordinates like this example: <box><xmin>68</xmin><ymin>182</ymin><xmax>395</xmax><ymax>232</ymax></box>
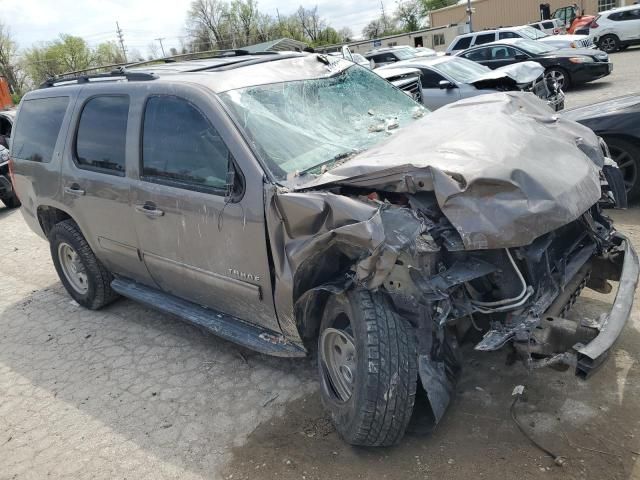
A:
<box><xmin>0</xmin><ymin>23</ymin><xmax>27</xmax><ymax>95</ymax></box>
<box><xmin>421</xmin><ymin>0</ymin><xmax>458</xmax><ymax>12</ymax></box>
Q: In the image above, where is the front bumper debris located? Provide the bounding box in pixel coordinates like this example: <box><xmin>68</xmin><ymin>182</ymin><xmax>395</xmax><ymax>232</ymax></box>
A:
<box><xmin>575</xmin><ymin>234</ymin><xmax>639</xmax><ymax>378</ymax></box>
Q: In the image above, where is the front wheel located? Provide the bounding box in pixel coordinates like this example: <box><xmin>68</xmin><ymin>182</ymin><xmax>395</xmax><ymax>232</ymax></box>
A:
<box><xmin>605</xmin><ymin>137</ymin><xmax>640</xmax><ymax>201</ymax></box>
<box><xmin>318</xmin><ymin>290</ymin><xmax>417</xmax><ymax>446</ymax></box>
<box><xmin>545</xmin><ymin>67</ymin><xmax>571</xmax><ymax>91</ymax></box>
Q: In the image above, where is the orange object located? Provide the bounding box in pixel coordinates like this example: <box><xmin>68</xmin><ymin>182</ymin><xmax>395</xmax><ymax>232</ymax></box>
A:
<box><xmin>569</xmin><ymin>15</ymin><xmax>595</xmax><ymax>34</ymax></box>
<box><xmin>0</xmin><ymin>77</ymin><xmax>13</xmax><ymax>110</ymax></box>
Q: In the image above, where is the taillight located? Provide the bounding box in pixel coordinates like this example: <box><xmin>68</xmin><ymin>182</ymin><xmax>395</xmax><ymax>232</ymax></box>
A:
<box><xmin>591</xmin><ymin>16</ymin><xmax>600</xmax><ymax>28</ymax></box>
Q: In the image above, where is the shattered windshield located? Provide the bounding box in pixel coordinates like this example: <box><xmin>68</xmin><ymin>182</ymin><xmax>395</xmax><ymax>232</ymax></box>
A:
<box><xmin>517</xmin><ymin>26</ymin><xmax>550</xmax><ymax>40</ymax></box>
<box><xmin>220</xmin><ymin>65</ymin><xmax>425</xmax><ymax>180</ymax></box>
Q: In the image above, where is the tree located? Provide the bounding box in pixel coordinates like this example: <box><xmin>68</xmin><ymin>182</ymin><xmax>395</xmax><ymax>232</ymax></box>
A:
<box><xmin>94</xmin><ymin>41</ymin><xmax>125</xmax><ymax>65</ymax></box>
<box><xmin>421</xmin><ymin>0</ymin><xmax>457</xmax><ymax>12</ymax></box>
<box><xmin>147</xmin><ymin>41</ymin><xmax>160</xmax><ymax>59</ymax></box>
<box><xmin>0</xmin><ymin>23</ymin><xmax>26</xmax><ymax>94</ymax></box>
<box><xmin>188</xmin><ymin>0</ymin><xmax>229</xmax><ymax>48</ymax></box>
<box><xmin>232</xmin><ymin>0</ymin><xmax>258</xmax><ymax>45</ymax></box>
<box><xmin>338</xmin><ymin>27</ymin><xmax>354</xmax><ymax>43</ymax></box>
<box><xmin>396</xmin><ymin>0</ymin><xmax>424</xmax><ymax>32</ymax></box>
<box><xmin>23</xmin><ymin>35</ymin><xmax>93</xmax><ymax>82</ymax></box>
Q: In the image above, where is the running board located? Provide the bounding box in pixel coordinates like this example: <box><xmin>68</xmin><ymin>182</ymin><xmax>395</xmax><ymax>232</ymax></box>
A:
<box><xmin>111</xmin><ymin>278</ymin><xmax>307</xmax><ymax>358</ymax></box>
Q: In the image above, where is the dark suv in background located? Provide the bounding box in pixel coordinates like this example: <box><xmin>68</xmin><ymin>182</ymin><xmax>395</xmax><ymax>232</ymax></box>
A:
<box><xmin>10</xmin><ymin>52</ymin><xmax>637</xmax><ymax>447</ymax></box>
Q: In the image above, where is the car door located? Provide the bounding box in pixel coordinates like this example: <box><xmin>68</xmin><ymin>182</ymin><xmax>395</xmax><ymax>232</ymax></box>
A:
<box><xmin>418</xmin><ymin>67</ymin><xmax>460</xmax><ymax>109</ymax></box>
<box><xmin>60</xmin><ymin>86</ymin><xmax>154</xmax><ymax>284</ymax></box>
<box><xmin>130</xmin><ymin>84</ymin><xmax>280</xmax><ymax>332</ymax></box>
<box><xmin>620</xmin><ymin>8</ymin><xmax>640</xmax><ymax>40</ymax></box>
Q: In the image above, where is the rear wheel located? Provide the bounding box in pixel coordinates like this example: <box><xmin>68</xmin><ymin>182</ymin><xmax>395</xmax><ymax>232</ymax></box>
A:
<box><xmin>598</xmin><ymin>34</ymin><xmax>620</xmax><ymax>53</ymax></box>
<box><xmin>545</xmin><ymin>67</ymin><xmax>571</xmax><ymax>90</ymax></box>
<box><xmin>605</xmin><ymin>137</ymin><xmax>640</xmax><ymax>201</ymax></box>
<box><xmin>49</xmin><ymin>219</ymin><xmax>119</xmax><ymax>309</ymax></box>
<box><xmin>318</xmin><ymin>290</ymin><xmax>417</xmax><ymax>446</ymax></box>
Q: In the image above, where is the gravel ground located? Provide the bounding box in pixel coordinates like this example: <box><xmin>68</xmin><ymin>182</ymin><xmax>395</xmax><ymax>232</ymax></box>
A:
<box><xmin>1</xmin><ymin>47</ymin><xmax>640</xmax><ymax>480</ymax></box>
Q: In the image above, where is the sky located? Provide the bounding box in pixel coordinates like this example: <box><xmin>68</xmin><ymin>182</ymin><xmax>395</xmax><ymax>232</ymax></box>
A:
<box><xmin>2</xmin><ymin>0</ymin><xmax>391</xmax><ymax>57</ymax></box>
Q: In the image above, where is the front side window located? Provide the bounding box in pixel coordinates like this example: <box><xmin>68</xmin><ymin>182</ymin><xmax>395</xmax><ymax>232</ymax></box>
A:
<box><xmin>463</xmin><ymin>47</ymin><xmax>490</xmax><ymax>61</ymax></box>
<box><xmin>142</xmin><ymin>96</ymin><xmax>230</xmax><ymax>191</ymax></box>
<box><xmin>220</xmin><ymin>66</ymin><xmax>425</xmax><ymax>181</ymax></box>
<box><xmin>12</xmin><ymin>97</ymin><xmax>69</xmax><ymax>163</ymax></box>
<box><xmin>499</xmin><ymin>31</ymin><xmax>522</xmax><ymax>39</ymax></box>
<box><xmin>419</xmin><ymin>69</ymin><xmax>446</xmax><ymax>88</ymax></box>
<box><xmin>75</xmin><ymin>96</ymin><xmax>129</xmax><ymax>174</ymax></box>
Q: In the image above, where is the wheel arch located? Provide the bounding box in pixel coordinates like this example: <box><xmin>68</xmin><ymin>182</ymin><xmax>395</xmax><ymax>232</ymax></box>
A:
<box><xmin>36</xmin><ymin>204</ymin><xmax>75</xmax><ymax>238</ymax></box>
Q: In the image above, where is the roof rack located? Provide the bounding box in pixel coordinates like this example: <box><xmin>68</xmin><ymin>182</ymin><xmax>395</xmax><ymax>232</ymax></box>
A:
<box><xmin>41</xmin><ymin>49</ymin><xmax>279</xmax><ymax>87</ymax></box>
<box><xmin>39</xmin><ymin>67</ymin><xmax>158</xmax><ymax>89</ymax></box>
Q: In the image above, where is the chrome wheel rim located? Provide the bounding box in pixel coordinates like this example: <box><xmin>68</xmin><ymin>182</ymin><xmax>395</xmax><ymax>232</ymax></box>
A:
<box><xmin>610</xmin><ymin>145</ymin><xmax>637</xmax><ymax>193</ymax></box>
<box><xmin>58</xmin><ymin>242</ymin><xmax>89</xmax><ymax>294</ymax></box>
<box><xmin>545</xmin><ymin>70</ymin><xmax>565</xmax><ymax>89</ymax></box>
<box><xmin>320</xmin><ymin>327</ymin><xmax>357</xmax><ymax>402</ymax></box>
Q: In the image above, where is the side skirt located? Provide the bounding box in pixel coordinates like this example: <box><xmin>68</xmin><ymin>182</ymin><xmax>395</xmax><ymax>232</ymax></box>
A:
<box><xmin>111</xmin><ymin>277</ymin><xmax>307</xmax><ymax>358</ymax></box>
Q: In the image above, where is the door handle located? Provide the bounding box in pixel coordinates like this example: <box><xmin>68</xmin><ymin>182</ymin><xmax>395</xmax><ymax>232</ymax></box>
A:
<box><xmin>135</xmin><ymin>203</ymin><xmax>164</xmax><ymax>217</ymax></box>
<box><xmin>64</xmin><ymin>184</ymin><xmax>85</xmax><ymax>196</ymax></box>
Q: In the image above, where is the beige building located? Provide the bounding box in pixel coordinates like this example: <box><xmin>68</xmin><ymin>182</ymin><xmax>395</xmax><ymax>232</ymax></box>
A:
<box><xmin>346</xmin><ymin>25</ymin><xmax>465</xmax><ymax>55</ymax></box>
<box><xmin>430</xmin><ymin>0</ymin><xmax>633</xmax><ymax>31</ymax></box>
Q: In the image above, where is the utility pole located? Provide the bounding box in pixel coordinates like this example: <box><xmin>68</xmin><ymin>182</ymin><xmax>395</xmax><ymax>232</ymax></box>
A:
<box><xmin>155</xmin><ymin>37</ymin><xmax>166</xmax><ymax>57</ymax></box>
<box><xmin>466</xmin><ymin>0</ymin><xmax>473</xmax><ymax>33</ymax></box>
<box><xmin>116</xmin><ymin>21</ymin><xmax>128</xmax><ymax>62</ymax></box>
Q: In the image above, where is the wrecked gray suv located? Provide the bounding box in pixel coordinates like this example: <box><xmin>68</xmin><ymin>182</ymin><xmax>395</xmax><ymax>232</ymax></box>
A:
<box><xmin>11</xmin><ymin>53</ymin><xmax>638</xmax><ymax>447</ymax></box>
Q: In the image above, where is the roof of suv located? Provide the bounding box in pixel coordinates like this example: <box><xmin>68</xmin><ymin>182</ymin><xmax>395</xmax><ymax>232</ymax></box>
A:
<box><xmin>601</xmin><ymin>4</ymin><xmax>640</xmax><ymax>14</ymax></box>
<box><xmin>37</xmin><ymin>53</ymin><xmax>355</xmax><ymax>95</ymax></box>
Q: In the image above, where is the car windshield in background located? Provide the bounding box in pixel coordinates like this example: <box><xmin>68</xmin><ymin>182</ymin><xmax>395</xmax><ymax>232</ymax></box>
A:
<box><xmin>435</xmin><ymin>58</ymin><xmax>491</xmax><ymax>83</ymax></box>
<box><xmin>517</xmin><ymin>26</ymin><xmax>550</xmax><ymax>40</ymax></box>
<box><xmin>513</xmin><ymin>38</ymin><xmax>557</xmax><ymax>54</ymax></box>
<box><xmin>394</xmin><ymin>49</ymin><xmax>416</xmax><ymax>60</ymax></box>
<box><xmin>220</xmin><ymin>65</ymin><xmax>425</xmax><ymax>180</ymax></box>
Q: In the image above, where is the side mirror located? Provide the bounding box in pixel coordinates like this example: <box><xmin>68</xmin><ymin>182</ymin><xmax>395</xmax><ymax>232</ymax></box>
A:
<box><xmin>515</xmin><ymin>53</ymin><xmax>528</xmax><ymax>60</ymax></box>
<box><xmin>439</xmin><ymin>80</ymin><xmax>455</xmax><ymax>89</ymax></box>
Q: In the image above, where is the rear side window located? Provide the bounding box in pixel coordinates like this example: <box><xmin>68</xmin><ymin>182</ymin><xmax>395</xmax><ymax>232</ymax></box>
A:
<box><xmin>474</xmin><ymin>33</ymin><xmax>496</xmax><ymax>45</ymax></box>
<box><xmin>499</xmin><ymin>31</ymin><xmax>522</xmax><ymax>39</ymax></box>
<box><xmin>75</xmin><ymin>96</ymin><xmax>129</xmax><ymax>174</ymax></box>
<box><xmin>452</xmin><ymin>36</ymin><xmax>472</xmax><ymax>50</ymax></box>
<box><xmin>142</xmin><ymin>95</ymin><xmax>230</xmax><ymax>191</ymax></box>
<box><xmin>543</xmin><ymin>21</ymin><xmax>555</xmax><ymax>29</ymax></box>
<box><xmin>12</xmin><ymin>97</ymin><xmax>69</xmax><ymax>163</ymax></box>
<box><xmin>530</xmin><ymin>23</ymin><xmax>541</xmax><ymax>29</ymax></box>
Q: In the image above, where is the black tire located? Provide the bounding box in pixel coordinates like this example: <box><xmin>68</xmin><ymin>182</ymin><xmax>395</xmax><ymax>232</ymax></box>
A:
<box><xmin>49</xmin><ymin>219</ymin><xmax>119</xmax><ymax>310</ymax></box>
<box><xmin>318</xmin><ymin>289</ymin><xmax>417</xmax><ymax>446</ymax></box>
<box><xmin>604</xmin><ymin>137</ymin><xmax>640</xmax><ymax>201</ymax></box>
<box><xmin>1</xmin><ymin>193</ymin><xmax>20</xmax><ymax>208</ymax></box>
<box><xmin>545</xmin><ymin>66</ymin><xmax>571</xmax><ymax>91</ymax></box>
<box><xmin>598</xmin><ymin>34</ymin><xmax>620</xmax><ymax>53</ymax></box>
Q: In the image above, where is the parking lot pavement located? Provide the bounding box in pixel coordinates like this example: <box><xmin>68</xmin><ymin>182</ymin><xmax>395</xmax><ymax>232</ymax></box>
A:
<box><xmin>1</xmin><ymin>52</ymin><xmax>640</xmax><ymax>479</ymax></box>
<box><xmin>566</xmin><ymin>46</ymin><xmax>640</xmax><ymax>109</ymax></box>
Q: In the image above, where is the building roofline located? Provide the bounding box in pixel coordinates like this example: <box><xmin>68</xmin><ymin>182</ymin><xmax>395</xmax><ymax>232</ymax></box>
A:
<box><xmin>344</xmin><ymin>24</ymin><xmax>458</xmax><ymax>48</ymax></box>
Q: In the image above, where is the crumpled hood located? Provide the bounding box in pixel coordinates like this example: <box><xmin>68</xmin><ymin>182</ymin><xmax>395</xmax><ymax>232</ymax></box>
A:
<box><xmin>468</xmin><ymin>61</ymin><xmax>544</xmax><ymax>86</ymax></box>
<box><xmin>294</xmin><ymin>92</ymin><xmax>604</xmax><ymax>249</ymax></box>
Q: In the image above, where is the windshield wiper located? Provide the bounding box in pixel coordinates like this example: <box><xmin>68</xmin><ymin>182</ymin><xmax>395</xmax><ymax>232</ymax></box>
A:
<box><xmin>297</xmin><ymin>150</ymin><xmax>360</xmax><ymax>176</ymax></box>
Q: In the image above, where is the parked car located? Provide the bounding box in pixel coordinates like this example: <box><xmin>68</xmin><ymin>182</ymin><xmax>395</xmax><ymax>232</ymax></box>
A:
<box><xmin>563</xmin><ymin>95</ymin><xmax>640</xmax><ymax>200</ymax></box>
<box><xmin>446</xmin><ymin>25</ymin><xmax>593</xmax><ymax>55</ymax></box>
<box><xmin>375</xmin><ymin>65</ymin><xmax>424</xmax><ymax>103</ymax></box>
<box><xmin>11</xmin><ymin>53</ymin><xmax>636</xmax><ymax>447</ymax></box>
<box><xmin>0</xmin><ymin>108</ymin><xmax>19</xmax><ymax>208</ymax></box>
<box><xmin>589</xmin><ymin>5</ymin><xmax>640</xmax><ymax>53</ymax></box>
<box><xmin>351</xmin><ymin>53</ymin><xmax>371</xmax><ymax>68</ymax></box>
<box><xmin>378</xmin><ymin>55</ymin><xmax>564</xmax><ymax>111</ymax></box>
<box><xmin>528</xmin><ymin>19</ymin><xmax>567</xmax><ymax>35</ymax></box>
<box><xmin>456</xmin><ymin>38</ymin><xmax>611</xmax><ymax>90</ymax></box>
<box><xmin>365</xmin><ymin>46</ymin><xmax>435</xmax><ymax>68</ymax></box>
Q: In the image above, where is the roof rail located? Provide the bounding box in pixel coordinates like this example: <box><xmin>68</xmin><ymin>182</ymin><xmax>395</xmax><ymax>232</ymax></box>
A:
<box><xmin>45</xmin><ymin>49</ymin><xmax>279</xmax><ymax>83</ymax></box>
<box><xmin>39</xmin><ymin>67</ymin><xmax>158</xmax><ymax>89</ymax></box>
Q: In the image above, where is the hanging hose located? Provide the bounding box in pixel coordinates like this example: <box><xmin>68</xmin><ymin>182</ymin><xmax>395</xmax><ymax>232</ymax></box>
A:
<box><xmin>511</xmin><ymin>385</ymin><xmax>566</xmax><ymax>467</ymax></box>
